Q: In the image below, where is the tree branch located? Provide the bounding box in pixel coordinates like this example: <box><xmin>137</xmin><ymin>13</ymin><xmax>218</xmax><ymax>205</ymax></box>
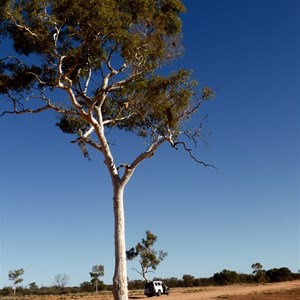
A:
<box><xmin>173</xmin><ymin>141</ymin><xmax>217</xmax><ymax>170</ymax></box>
<box><xmin>129</xmin><ymin>137</ymin><xmax>167</xmax><ymax>170</ymax></box>
<box><xmin>103</xmin><ymin>113</ymin><xmax>135</xmax><ymax>126</ymax></box>
<box><xmin>70</xmin><ymin>127</ymin><xmax>103</xmax><ymax>153</ymax></box>
<box><xmin>83</xmin><ymin>59</ymin><xmax>92</xmax><ymax>95</ymax></box>
<box><xmin>0</xmin><ymin>103</ymin><xmax>65</xmax><ymax>117</ymax></box>
<box><xmin>7</xmin><ymin>12</ymin><xmax>38</xmax><ymax>38</ymax></box>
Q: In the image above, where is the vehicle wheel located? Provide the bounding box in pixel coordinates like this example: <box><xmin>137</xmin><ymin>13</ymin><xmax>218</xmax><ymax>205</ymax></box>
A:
<box><xmin>156</xmin><ymin>290</ymin><xmax>161</xmax><ymax>296</ymax></box>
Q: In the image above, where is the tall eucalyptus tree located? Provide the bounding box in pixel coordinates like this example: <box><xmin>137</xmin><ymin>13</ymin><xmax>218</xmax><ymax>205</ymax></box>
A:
<box><xmin>0</xmin><ymin>1</ymin><xmax>214</xmax><ymax>299</ymax></box>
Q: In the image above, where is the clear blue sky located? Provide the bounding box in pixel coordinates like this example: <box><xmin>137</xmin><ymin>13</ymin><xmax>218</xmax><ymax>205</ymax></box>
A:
<box><xmin>0</xmin><ymin>0</ymin><xmax>299</xmax><ymax>288</ymax></box>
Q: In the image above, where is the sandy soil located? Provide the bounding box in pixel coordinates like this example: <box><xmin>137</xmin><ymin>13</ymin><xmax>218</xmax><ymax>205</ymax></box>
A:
<box><xmin>3</xmin><ymin>280</ymin><xmax>300</xmax><ymax>300</ymax></box>
<box><xmin>155</xmin><ymin>280</ymin><xmax>300</xmax><ymax>300</ymax></box>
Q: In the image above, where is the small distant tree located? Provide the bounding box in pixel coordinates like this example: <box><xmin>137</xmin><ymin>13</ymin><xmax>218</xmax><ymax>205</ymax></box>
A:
<box><xmin>1</xmin><ymin>287</ymin><xmax>11</xmax><ymax>296</ymax></box>
<box><xmin>251</xmin><ymin>262</ymin><xmax>266</xmax><ymax>283</ymax></box>
<box><xmin>90</xmin><ymin>265</ymin><xmax>104</xmax><ymax>293</ymax></box>
<box><xmin>8</xmin><ymin>268</ymin><xmax>24</xmax><ymax>297</ymax></box>
<box><xmin>28</xmin><ymin>282</ymin><xmax>38</xmax><ymax>294</ymax></box>
<box><xmin>126</xmin><ymin>230</ymin><xmax>167</xmax><ymax>282</ymax></box>
<box><xmin>54</xmin><ymin>273</ymin><xmax>69</xmax><ymax>289</ymax></box>
<box><xmin>28</xmin><ymin>282</ymin><xmax>38</xmax><ymax>290</ymax></box>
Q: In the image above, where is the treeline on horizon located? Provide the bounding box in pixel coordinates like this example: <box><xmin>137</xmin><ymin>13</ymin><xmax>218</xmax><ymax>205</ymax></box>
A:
<box><xmin>1</xmin><ymin>266</ymin><xmax>299</xmax><ymax>297</ymax></box>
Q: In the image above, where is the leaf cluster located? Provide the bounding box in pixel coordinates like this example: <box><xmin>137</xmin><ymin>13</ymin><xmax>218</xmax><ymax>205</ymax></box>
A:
<box><xmin>0</xmin><ymin>58</ymin><xmax>41</xmax><ymax>93</ymax></box>
<box><xmin>56</xmin><ymin>113</ymin><xmax>88</xmax><ymax>134</ymax></box>
<box><xmin>0</xmin><ymin>0</ymin><xmax>196</xmax><ymax>133</ymax></box>
<box><xmin>89</xmin><ymin>265</ymin><xmax>104</xmax><ymax>279</ymax></box>
<box><xmin>1</xmin><ymin>0</ymin><xmax>185</xmax><ymax>76</ymax></box>
<box><xmin>102</xmin><ymin>69</ymin><xmax>197</xmax><ymax>137</ymax></box>
<box><xmin>8</xmin><ymin>269</ymin><xmax>24</xmax><ymax>285</ymax></box>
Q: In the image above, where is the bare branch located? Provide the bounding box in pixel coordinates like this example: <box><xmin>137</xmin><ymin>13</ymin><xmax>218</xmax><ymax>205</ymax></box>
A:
<box><xmin>27</xmin><ymin>72</ymin><xmax>46</xmax><ymax>85</ymax></box>
<box><xmin>125</xmin><ymin>136</ymin><xmax>167</xmax><ymax>172</ymax></box>
<box><xmin>1</xmin><ymin>87</ymin><xmax>78</xmax><ymax>117</ymax></box>
<box><xmin>103</xmin><ymin>113</ymin><xmax>135</xmax><ymax>126</ymax></box>
<box><xmin>172</xmin><ymin>141</ymin><xmax>217</xmax><ymax>170</ymax></box>
<box><xmin>56</xmin><ymin>55</ymin><xmax>66</xmax><ymax>88</ymax></box>
<box><xmin>131</xmin><ymin>268</ymin><xmax>144</xmax><ymax>277</ymax></box>
<box><xmin>106</xmin><ymin>45</ymin><xmax>118</xmax><ymax>73</ymax></box>
<box><xmin>83</xmin><ymin>59</ymin><xmax>92</xmax><ymax>95</ymax></box>
<box><xmin>107</xmin><ymin>69</ymin><xmax>142</xmax><ymax>92</ymax></box>
<box><xmin>70</xmin><ymin>126</ymin><xmax>102</xmax><ymax>159</ymax></box>
<box><xmin>0</xmin><ymin>103</ymin><xmax>65</xmax><ymax>117</ymax></box>
<box><xmin>0</xmin><ymin>56</ymin><xmax>22</xmax><ymax>65</ymax></box>
<box><xmin>71</xmin><ymin>137</ymin><xmax>102</xmax><ymax>152</ymax></box>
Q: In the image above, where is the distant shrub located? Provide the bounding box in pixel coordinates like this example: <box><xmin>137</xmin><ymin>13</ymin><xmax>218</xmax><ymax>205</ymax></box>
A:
<box><xmin>292</xmin><ymin>273</ymin><xmax>300</xmax><ymax>280</ymax></box>
<box><xmin>213</xmin><ymin>269</ymin><xmax>239</xmax><ymax>285</ymax></box>
<box><xmin>128</xmin><ymin>280</ymin><xmax>144</xmax><ymax>290</ymax></box>
<box><xmin>266</xmin><ymin>267</ymin><xmax>293</xmax><ymax>282</ymax></box>
<box><xmin>1</xmin><ymin>287</ymin><xmax>11</xmax><ymax>296</ymax></box>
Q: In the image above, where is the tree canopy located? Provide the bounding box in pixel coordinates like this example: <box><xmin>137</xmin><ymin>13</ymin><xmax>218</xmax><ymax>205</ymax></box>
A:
<box><xmin>0</xmin><ymin>0</ymin><xmax>214</xmax><ymax>160</ymax></box>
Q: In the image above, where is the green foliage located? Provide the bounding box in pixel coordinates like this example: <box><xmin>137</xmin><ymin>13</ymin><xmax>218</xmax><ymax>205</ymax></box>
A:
<box><xmin>212</xmin><ymin>265</ymin><xmax>295</xmax><ymax>286</ymax></box>
<box><xmin>1</xmin><ymin>287</ymin><xmax>11</xmax><ymax>296</ymax></box>
<box><xmin>1</xmin><ymin>266</ymin><xmax>297</xmax><ymax>296</ymax></box>
<box><xmin>213</xmin><ymin>269</ymin><xmax>239</xmax><ymax>285</ymax></box>
<box><xmin>90</xmin><ymin>265</ymin><xmax>104</xmax><ymax>292</ymax></box>
<box><xmin>251</xmin><ymin>262</ymin><xmax>266</xmax><ymax>283</ymax></box>
<box><xmin>0</xmin><ymin>0</ymin><xmax>205</xmax><ymax>145</ymax></box>
<box><xmin>0</xmin><ymin>58</ymin><xmax>42</xmax><ymax>93</ymax></box>
<box><xmin>29</xmin><ymin>282</ymin><xmax>39</xmax><ymax>290</ymax></box>
<box><xmin>90</xmin><ymin>264</ymin><xmax>104</xmax><ymax>279</ymax></box>
<box><xmin>126</xmin><ymin>230</ymin><xmax>167</xmax><ymax>281</ymax></box>
<box><xmin>113</xmin><ymin>69</ymin><xmax>197</xmax><ymax>136</ymax></box>
<box><xmin>56</xmin><ymin>114</ymin><xmax>88</xmax><ymax>134</ymax></box>
<box><xmin>251</xmin><ymin>262</ymin><xmax>263</xmax><ymax>273</ymax></box>
<box><xmin>182</xmin><ymin>274</ymin><xmax>196</xmax><ymax>287</ymax></box>
<box><xmin>266</xmin><ymin>267</ymin><xmax>293</xmax><ymax>282</ymax></box>
<box><xmin>80</xmin><ymin>281</ymin><xmax>94</xmax><ymax>293</ymax></box>
<box><xmin>8</xmin><ymin>268</ymin><xmax>24</xmax><ymax>285</ymax></box>
<box><xmin>127</xmin><ymin>279</ymin><xmax>145</xmax><ymax>290</ymax></box>
<box><xmin>202</xmin><ymin>86</ymin><xmax>215</xmax><ymax>100</ymax></box>
<box><xmin>1</xmin><ymin>0</ymin><xmax>185</xmax><ymax>77</ymax></box>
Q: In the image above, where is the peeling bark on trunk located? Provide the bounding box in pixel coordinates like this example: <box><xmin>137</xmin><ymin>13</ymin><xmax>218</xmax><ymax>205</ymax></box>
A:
<box><xmin>112</xmin><ymin>183</ymin><xmax>128</xmax><ymax>300</ymax></box>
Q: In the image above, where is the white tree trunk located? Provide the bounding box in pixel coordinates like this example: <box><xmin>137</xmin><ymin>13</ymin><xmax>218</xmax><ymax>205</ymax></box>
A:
<box><xmin>13</xmin><ymin>284</ymin><xmax>16</xmax><ymax>297</ymax></box>
<box><xmin>112</xmin><ymin>183</ymin><xmax>128</xmax><ymax>300</ymax></box>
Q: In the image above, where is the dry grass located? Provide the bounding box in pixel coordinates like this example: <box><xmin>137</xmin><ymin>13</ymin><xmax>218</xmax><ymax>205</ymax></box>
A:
<box><xmin>1</xmin><ymin>281</ymin><xmax>300</xmax><ymax>300</ymax></box>
<box><xmin>223</xmin><ymin>287</ymin><xmax>300</xmax><ymax>299</ymax></box>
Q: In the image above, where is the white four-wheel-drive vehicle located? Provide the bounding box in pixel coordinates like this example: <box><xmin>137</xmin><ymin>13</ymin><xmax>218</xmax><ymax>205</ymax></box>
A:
<box><xmin>144</xmin><ymin>280</ymin><xmax>170</xmax><ymax>297</ymax></box>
